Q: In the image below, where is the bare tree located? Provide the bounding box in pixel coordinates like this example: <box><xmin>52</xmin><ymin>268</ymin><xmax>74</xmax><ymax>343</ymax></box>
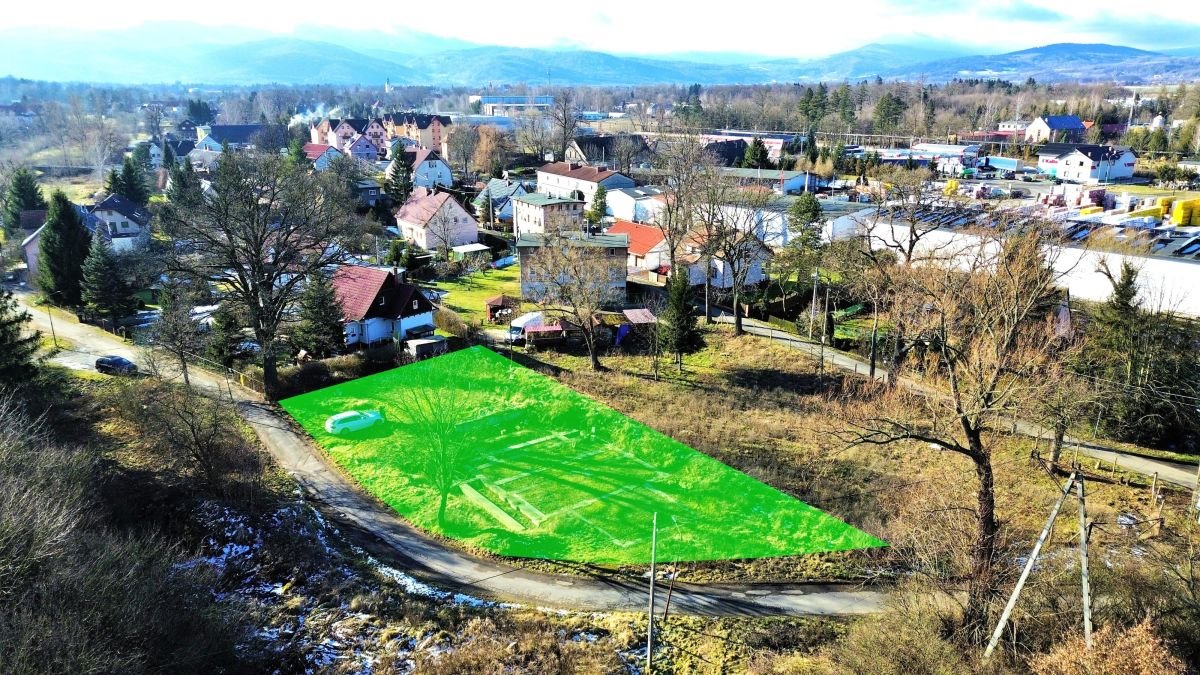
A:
<box><xmin>472</xmin><ymin>125</ymin><xmax>513</xmax><ymax>175</ymax></box>
<box><xmin>611</xmin><ymin>133</ymin><xmax>643</xmax><ymax>176</ymax></box>
<box><xmin>396</xmin><ymin>371</ymin><xmax>474</xmax><ymax>530</ymax></box>
<box><xmin>514</xmin><ymin>111</ymin><xmax>552</xmax><ymax>161</ymax></box>
<box><xmin>651</xmin><ymin>131</ymin><xmax>710</xmax><ymax>270</ymax></box>
<box><xmin>83</xmin><ymin>117</ymin><xmax>123</xmax><ymax>181</ymax></box>
<box><xmin>142</xmin><ymin>105</ymin><xmax>165</xmax><ymax>139</ymax></box>
<box><xmin>842</xmin><ymin>227</ymin><xmax>1070</xmax><ymax>643</ymax></box>
<box><xmin>691</xmin><ymin>159</ymin><xmax>737</xmax><ymax>323</ymax></box>
<box><xmin>446</xmin><ymin>125</ymin><xmax>479</xmax><ymax>178</ymax></box>
<box><xmin>161</xmin><ymin>152</ymin><xmax>359</xmax><ymax>399</ymax></box>
<box><xmin>150</xmin><ymin>281</ymin><xmax>205</xmax><ymax>390</ymax></box>
<box><xmin>712</xmin><ymin>186</ymin><xmax>773</xmax><ymax>335</ymax></box>
<box><xmin>549</xmin><ymin>89</ymin><xmax>579</xmax><ymax>162</ymax></box>
<box><xmin>524</xmin><ymin>232</ymin><xmax>624</xmax><ymax>370</ymax></box>
<box><xmin>425</xmin><ymin>200</ymin><xmax>458</xmax><ymax>260</ymax></box>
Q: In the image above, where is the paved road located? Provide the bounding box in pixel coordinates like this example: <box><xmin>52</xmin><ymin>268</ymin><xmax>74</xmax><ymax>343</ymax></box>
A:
<box><xmin>14</xmin><ymin>295</ymin><xmax>886</xmax><ymax>617</ymax></box>
<box><xmin>714</xmin><ymin>313</ymin><xmax>1200</xmax><ymax>489</ymax></box>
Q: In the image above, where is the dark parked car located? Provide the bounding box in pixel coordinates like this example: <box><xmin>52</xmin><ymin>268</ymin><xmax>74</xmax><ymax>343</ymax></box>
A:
<box><xmin>95</xmin><ymin>355</ymin><xmax>138</xmax><ymax>375</ymax></box>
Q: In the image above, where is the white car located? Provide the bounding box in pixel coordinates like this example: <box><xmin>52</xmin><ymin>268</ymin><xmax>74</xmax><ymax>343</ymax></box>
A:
<box><xmin>324</xmin><ymin>410</ymin><xmax>385</xmax><ymax>435</ymax></box>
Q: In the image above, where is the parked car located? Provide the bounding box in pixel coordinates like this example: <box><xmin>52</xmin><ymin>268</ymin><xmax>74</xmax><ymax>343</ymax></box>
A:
<box><xmin>95</xmin><ymin>355</ymin><xmax>138</xmax><ymax>375</ymax></box>
<box><xmin>324</xmin><ymin>410</ymin><xmax>386</xmax><ymax>435</ymax></box>
<box><xmin>1009</xmin><ymin>188</ymin><xmax>1028</xmax><ymax>198</ymax></box>
<box><xmin>1002</xmin><ymin>170</ymin><xmax>1016</xmax><ymax>180</ymax></box>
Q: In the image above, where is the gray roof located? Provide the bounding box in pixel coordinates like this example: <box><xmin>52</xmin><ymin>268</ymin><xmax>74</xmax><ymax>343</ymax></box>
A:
<box><xmin>612</xmin><ymin>186</ymin><xmax>665</xmax><ymax>200</ymax></box>
<box><xmin>516</xmin><ymin>232</ymin><xmax>629</xmax><ymax>249</ymax></box>
<box><xmin>92</xmin><ymin>194</ymin><xmax>151</xmax><ymax>225</ymax></box>
<box><xmin>513</xmin><ymin>193</ymin><xmax>583</xmax><ymax>207</ymax></box>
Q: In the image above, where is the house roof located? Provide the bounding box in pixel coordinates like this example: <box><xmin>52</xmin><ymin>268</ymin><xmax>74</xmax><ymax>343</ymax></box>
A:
<box><xmin>538</xmin><ymin>162</ymin><xmax>628</xmax><ymax>184</ymax></box>
<box><xmin>1037</xmin><ymin>143</ymin><xmax>1132</xmax><ymax>161</ymax></box>
<box><xmin>512</xmin><ymin>193</ymin><xmax>582</xmax><ymax>207</ymax></box>
<box><xmin>703</xmin><ymin>138</ymin><xmax>749</xmax><ymax>166</ymax></box>
<box><xmin>1038</xmin><ymin>115</ymin><xmax>1085</xmax><ymax>130</ymax></box>
<box><xmin>166</xmin><ymin>139</ymin><xmax>195</xmax><ymax>157</ymax></box>
<box><xmin>92</xmin><ymin>194</ymin><xmax>151</xmax><ymax>225</ymax></box>
<box><xmin>611</xmin><ymin>186</ymin><xmax>665</xmax><ymax>200</ymax></box>
<box><xmin>408</xmin><ymin>147</ymin><xmax>446</xmax><ymax>168</ymax></box>
<box><xmin>331</xmin><ymin>266</ymin><xmax>434</xmax><ymax>321</ymax></box>
<box><xmin>395</xmin><ymin>188</ymin><xmax>455</xmax><ymax>227</ymax></box>
<box><xmin>386</xmin><ymin>112</ymin><xmax>452</xmax><ymax>129</ymax></box>
<box><xmin>605</xmin><ymin>220</ymin><xmax>665</xmax><ymax>256</ymax></box>
<box><xmin>302</xmin><ymin>143</ymin><xmax>338</xmax><ymax>160</ymax></box>
<box><xmin>569</xmin><ymin>134</ymin><xmax>648</xmax><ymax>161</ymax></box>
<box><xmin>622</xmin><ymin>308</ymin><xmax>657</xmax><ymax>324</ymax></box>
<box><xmin>516</xmin><ymin>232</ymin><xmax>629</xmax><ymax>249</ymax></box>
<box><xmin>476</xmin><ymin>177</ymin><xmax>533</xmax><ymax>201</ymax></box>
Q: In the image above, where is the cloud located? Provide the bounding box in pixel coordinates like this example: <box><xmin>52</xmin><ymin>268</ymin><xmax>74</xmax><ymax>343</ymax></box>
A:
<box><xmin>982</xmin><ymin>1</ymin><xmax>1068</xmax><ymax>22</ymax></box>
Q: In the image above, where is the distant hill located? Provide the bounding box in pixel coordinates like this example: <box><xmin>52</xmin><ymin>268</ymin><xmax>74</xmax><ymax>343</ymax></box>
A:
<box><xmin>0</xmin><ymin>25</ymin><xmax>1196</xmax><ymax>86</ymax></box>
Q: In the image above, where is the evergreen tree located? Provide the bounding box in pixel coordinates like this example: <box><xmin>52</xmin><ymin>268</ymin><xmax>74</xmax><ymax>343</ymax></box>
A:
<box><xmin>586</xmin><ymin>184</ymin><xmax>608</xmax><ymax>226</ymax></box>
<box><xmin>287</xmin><ymin>138</ymin><xmax>306</xmax><ymax>166</ymax></box>
<box><xmin>206</xmin><ymin>305</ymin><xmax>243</xmax><ymax>368</ymax></box>
<box><xmin>3</xmin><ymin>167</ymin><xmax>48</xmax><ymax>234</ymax></box>
<box><xmin>0</xmin><ymin>290</ymin><xmax>39</xmax><ymax>386</ymax></box>
<box><xmin>384</xmin><ymin>239</ymin><xmax>407</xmax><ymax>266</ymax></box>
<box><xmin>104</xmin><ymin>169</ymin><xmax>122</xmax><ymax>196</ymax></box>
<box><xmin>293</xmin><ymin>272</ymin><xmax>345</xmax><ymax>359</ymax></box>
<box><xmin>386</xmin><ymin>159</ymin><xmax>414</xmax><ymax>204</ymax></box>
<box><xmin>132</xmin><ymin>143</ymin><xmax>152</xmax><ymax>172</ymax></box>
<box><xmin>787</xmin><ymin>192</ymin><xmax>824</xmax><ymax>251</ymax></box>
<box><xmin>36</xmin><ymin>191</ymin><xmax>91</xmax><ymax>306</ymax></box>
<box><xmin>478</xmin><ymin>188</ymin><xmax>494</xmax><ymax>225</ymax></box>
<box><xmin>81</xmin><ymin>236</ymin><xmax>136</xmax><ymax>321</ymax></box>
<box><xmin>805</xmin><ymin>129</ymin><xmax>819</xmax><ymax>165</ymax></box>
<box><xmin>162</xmin><ymin>141</ymin><xmax>176</xmax><ymax>169</ymax></box>
<box><xmin>119</xmin><ymin>155</ymin><xmax>150</xmax><ymax>205</ymax></box>
<box><xmin>166</xmin><ymin>157</ymin><xmax>200</xmax><ymax>204</ymax></box>
<box><xmin>742</xmin><ymin>137</ymin><xmax>772</xmax><ymax>169</ymax></box>
<box><xmin>658</xmin><ymin>271</ymin><xmax>701</xmax><ymax>371</ymax></box>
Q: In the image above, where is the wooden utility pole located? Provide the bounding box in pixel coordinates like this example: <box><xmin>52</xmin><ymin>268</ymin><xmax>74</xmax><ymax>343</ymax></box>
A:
<box><xmin>1077</xmin><ymin>475</ymin><xmax>1093</xmax><ymax>649</ymax></box>
<box><xmin>645</xmin><ymin>512</ymin><xmax>657</xmax><ymax>675</ymax></box>
<box><xmin>985</xmin><ymin>472</ymin><xmax>1077</xmax><ymax>660</ymax></box>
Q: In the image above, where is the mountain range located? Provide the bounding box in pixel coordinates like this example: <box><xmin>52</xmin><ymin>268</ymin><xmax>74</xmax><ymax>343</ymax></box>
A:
<box><xmin>0</xmin><ymin>23</ymin><xmax>1197</xmax><ymax>86</ymax></box>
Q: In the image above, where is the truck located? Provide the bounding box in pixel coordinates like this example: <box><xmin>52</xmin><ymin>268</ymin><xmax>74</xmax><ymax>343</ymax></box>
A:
<box><xmin>507</xmin><ymin>311</ymin><xmax>544</xmax><ymax>343</ymax></box>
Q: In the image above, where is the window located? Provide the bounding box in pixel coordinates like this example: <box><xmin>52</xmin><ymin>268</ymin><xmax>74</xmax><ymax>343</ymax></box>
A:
<box><xmin>412</xmin><ymin>300</ymin><xmax>419</xmax><ymax>310</ymax></box>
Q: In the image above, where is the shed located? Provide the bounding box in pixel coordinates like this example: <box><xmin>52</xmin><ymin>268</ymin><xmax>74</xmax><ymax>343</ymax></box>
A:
<box><xmin>451</xmin><ymin>242</ymin><xmax>492</xmax><ymax>261</ymax></box>
<box><xmin>484</xmin><ymin>294</ymin><xmax>520</xmax><ymax>323</ymax></box>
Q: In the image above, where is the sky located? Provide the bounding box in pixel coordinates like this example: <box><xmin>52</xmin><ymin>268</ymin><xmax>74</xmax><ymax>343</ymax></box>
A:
<box><xmin>1</xmin><ymin>0</ymin><xmax>1197</xmax><ymax>58</ymax></box>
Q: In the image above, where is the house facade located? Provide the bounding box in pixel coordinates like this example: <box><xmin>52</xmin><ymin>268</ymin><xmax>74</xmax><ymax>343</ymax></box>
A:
<box><xmin>383</xmin><ymin>113</ymin><xmax>452</xmax><ymax>150</ymax></box>
<box><xmin>345</xmin><ymin>134</ymin><xmax>379</xmax><ymax>163</ymax></box>
<box><xmin>564</xmin><ymin>134</ymin><xmax>650</xmax><ymax>168</ymax></box>
<box><xmin>605</xmin><ymin>220</ymin><xmax>669</xmax><ymax>271</ymax></box>
<box><xmin>511</xmin><ymin>193</ymin><xmax>584</xmax><ymax>239</ymax></box>
<box><xmin>607</xmin><ymin>186</ymin><xmax>667</xmax><ymax>223</ymax></box>
<box><xmin>394</xmin><ymin>188</ymin><xmax>479</xmax><ymax>252</ymax></box>
<box><xmin>91</xmin><ymin>194</ymin><xmax>151</xmax><ymax>252</ymax></box>
<box><xmin>680</xmin><ymin>230</ymin><xmax>770</xmax><ymax>290</ymax></box>
<box><xmin>536</xmin><ymin>162</ymin><xmax>635</xmax><ymax>210</ymax></box>
<box><xmin>1025</xmin><ymin>115</ymin><xmax>1086</xmax><ymax>143</ymax></box>
<box><xmin>302</xmin><ymin>143</ymin><xmax>342</xmax><ymax>171</ymax></box>
<box><xmin>998</xmin><ymin>120</ymin><xmax>1031</xmax><ymax>133</ymax></box>
<box><xmin>332</xmin><ymin>266</ymin><xmax>436</xmax><ymax>347</ymax></box>
<box><xmin>515</xmin><ymin>232</ymin><xmax>629</xmax><ymax>300</ymax></box>
<box><xmin>408</xmin><ymin>148</ymin><xmax>453</xmax><ymax>189</ymax></box>
<box><xmin>472</xmin><ymin>177</ymin><xmax>534</xmax><ymax>224</ymax></box>
<box><xmin>1036</xmin><ymin>144</ymin><xmax>1137</xmax><ymax>184</ymax></box>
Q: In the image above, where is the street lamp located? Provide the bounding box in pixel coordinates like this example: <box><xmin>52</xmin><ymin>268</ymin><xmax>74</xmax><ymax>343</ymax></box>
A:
<box><xmin>808</xmin><ymin>270</ymin><xmax>819</xmax><ymax>339</ymax></box>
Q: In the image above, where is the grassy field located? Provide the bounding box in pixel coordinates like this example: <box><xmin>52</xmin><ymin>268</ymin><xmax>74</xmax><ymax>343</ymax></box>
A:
<box><xmin>428</xmin><ymin>265</ymin><xmax>526</xmax><ymax>324</ymax></box>
<box><xmin>37</xmin><ymin>174</ymin><xmax>103</xmax><ymax>202</ymax></box>
<box><xmin>280</xmin><ymin>346</ymin><xmax>883</xmax><ymax>564</ymax></box>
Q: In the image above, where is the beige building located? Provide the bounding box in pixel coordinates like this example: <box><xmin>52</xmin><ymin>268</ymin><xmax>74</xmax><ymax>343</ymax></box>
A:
<box><xmin>511</xmin><ymin>193</ymin><xmax>585</xmax><ymax>239</ymax></box>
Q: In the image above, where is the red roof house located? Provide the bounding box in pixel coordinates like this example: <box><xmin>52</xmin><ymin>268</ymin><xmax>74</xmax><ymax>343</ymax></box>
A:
<box><xmin>605</xmin><ymin>219</ymin><xmax>669</xmax><ymax>271</ymax></box>
<box><xmin>331</xmin><ymin>266</ymin><xmax>436</xmax><ymax>346</ymax></box>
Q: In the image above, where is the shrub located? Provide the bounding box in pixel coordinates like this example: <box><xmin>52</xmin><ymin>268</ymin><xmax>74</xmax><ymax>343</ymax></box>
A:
<box><xmin>1029</xmin><ymin>620</ymin><xmax>1185</xmax><ymax>675</ymax></box>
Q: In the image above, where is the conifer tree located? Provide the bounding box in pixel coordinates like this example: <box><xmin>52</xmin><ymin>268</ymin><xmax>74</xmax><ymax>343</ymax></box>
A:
<box><xmin>3</xmin><ymin>167</ymin><xmax>48</xmax><ymax>234</ymax></box>
<box><xmin>293</xmin><ymin>272</ymin><xmax>345</xmax><ymax>359</ymax></box>
<box><xmin>119</xmin><ymin>155</ymin><xmax>150</xmax><ymax>205</ymax></box>
<box><xmin>81</xmin><ymin>236</ymin><xmax>136</xmax><ymax>321</ymax></box>
<box><xmin>386</xmin><ymin>159</ymin><xmax>414</xmax><ymax>204</ymax></box>
<box><xmin>658</xmin><ymin>270</ymin><xmax>701</xmax><ymax>371</ymax></box>
<box><xmin>0</xmin><ymin>290</ymin><xmax>39</xmax><ymax>386</ymax></box>
<box><xmin>206</xmin><ymin>304</ymin><xmax>243</xmax><ymax>368</ymax></box>
<box><xmin>586</xmin><ymin>184</ymin><xmax>608</xmax><ymax>226</ymax></box>
<box><xmin>37</xmin><ymin>191</ymin><xmax>91</xmax><ymax>306</ymax></box>
<box><xmin>104</xmin><ymin>169</ymin><xmax>122</xmax><ymax>196</ymax></box>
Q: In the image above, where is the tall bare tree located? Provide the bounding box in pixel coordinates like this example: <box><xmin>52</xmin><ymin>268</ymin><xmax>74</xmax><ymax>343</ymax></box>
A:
<box><xmin>161</xmin><ymin>152</ymin><xmax>359</xmax><ymax>399</ymax></box>
<box><xmin>712</xmin><ymin>186</ymin><xmax>772</xmax><ymax>335</ymax></box>
<box><xmin>842</xmin><ymin>227</ymin><xmax>1070</xmax><ymax>643</ymax></box>
<box><xmin>651</xmin><ymin>131</ymin><xmax>710</xmax><ymax>270</ymax></box>
<box><xmin>549</xmin><ymin>89</ymin><xmax>579</xmax><ymax>162</ymax></box>
<box><xmin>514</xmin><ymin>111</ymin><xmax>552</xmax><ymax>161</ymax></box>
<box><xmin>524</xmin><ymin>232</ymin><xmax>624</xmax><ymax>370</ymax></box>
<box><xmin>142</xmin><ymin>104</ymin><xmax>166</xmax><ymax>140</ymax></box>
<box><xmin>446</xmin><ymin>125</ymin><xmax>479</xmax><ymax>178</ymax></box>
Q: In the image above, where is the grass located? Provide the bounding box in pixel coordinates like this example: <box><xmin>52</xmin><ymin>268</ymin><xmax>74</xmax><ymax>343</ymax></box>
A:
<box><xmin>37</xmin><ymin>175</ymin><xmax>103</xmax><ymax>202</ymax></box>
<box><xmin>280</xmin><ymin>346</ymin><xmax>884</xmax><ymax>565</ymax></box>
<box><xmin>427</xmin><ymin>265</ymin><xmax>526</xmax><ymax>324</ymax></box>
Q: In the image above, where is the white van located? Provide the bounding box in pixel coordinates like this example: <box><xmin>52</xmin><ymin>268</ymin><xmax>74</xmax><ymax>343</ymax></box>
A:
<box><xmin>324</xmin><ymin>410</ymin><xmax>385</xmax><ymax>435</ymax></box>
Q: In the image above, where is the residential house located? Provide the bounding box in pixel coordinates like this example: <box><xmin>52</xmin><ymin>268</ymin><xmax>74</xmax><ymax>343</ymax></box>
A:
<box><xmin>355</xmin><ymin>179</ymin><xmax>384</xmax><ymax>207</ymax></box>
<box><xmin>536</xmin><ymin>162</ymin><xmax>635</xmax><ymax>210</ymax></box>
<box><xmin>309</xmin><ymin>118</ymin><xmax>335</xmax><ymax>146</ymax></box>
<box><xmin>511</xmin><ymin>193</ymin><xmax>584</xmax><ymax>239</ymax></box>
<box><xmin>472</xmin><ymin>177</ymin><xmax>534</xmax><ymax>224</ymax></box>
<box><xmin>1025</xmin><ymin>115</ymin><xmax>1086</xmax><ymax>143</ymax></box>
<box><xmin>22</xmin><ymin>205</ymin><xmax>103</xmax><ymax>285</ymax></box>
<box><xmin>564</xmin><ymin>134</ymin><xmax>650</xmax><ymax>169</ymax></box>
<box><xmin>302</xmin><ymin>143</ymin><xmax>342</xmax><ymax>171</ymax></box>
<box><xmin>606</xmin><ymin>220</ymin><xmax>669</xmax><ymax>271</ymax></box>
<box><xmin>394</xmin><ymin>187</ymin><xmax>479</xmax><ymax>252</ymax></box>
<box><xmin>332</xmin><ymin>265</ymin><xmax>436</xmax><ymax>346</ymax></box>
<box><xmin>383</xmin><ymin>113</ymin><xmax>452</xmax><ymax>150</ymax></box>
<box><xmin>1035</xmin><ymin>143</ymin><xmax>1137</xmax><ymax>184</ymax></box>
<box><xmin>515</xmin><ymin>232</ymin><xmax>629</xmax><ymax>300</ymax></box>
<box><xmin>345</xmin><ymin>134</ymin><xmax>380</xmax><ymax>163</ymax></box>
<box><xmin>165</xmin><ymin>138</ymin><xmax>195</xmax><ymax>164</ymax></box>
<box><xmin>175</xmin><ymin>119</ymin><xmax>197</xmax><ymax>139</ymax></box>
<box><xmin>679</xmin><ymin>229</ymin><xmax>770</xmax><ymax>289</ymax></box>
<box><xmin>91</xmin><ymin>194</ymin><xmax>152</xmax><ymax>252</ymax></box>
<box><xmin>195</xmin><ymin>124</ymin><xmax>283</xmax><ymax>151</ymax></box>
<box><xmin>407</xmin><ymin>148</ymin><xmax>453</xmax><ymax>189</ymax></box>
<box><xmin>322</xmin><ymin>118</ymin><xmax>388</xmax><ymax>158</ymax></box>
<box><xmin>607</xmin><ymin>186</ymin><xmax>667</xmax><ymax>223</ymax></box>
<box><xmin>998</xmin><ymin>120</ymin><xmax>1031</xmax><ymax>133</ymax></box>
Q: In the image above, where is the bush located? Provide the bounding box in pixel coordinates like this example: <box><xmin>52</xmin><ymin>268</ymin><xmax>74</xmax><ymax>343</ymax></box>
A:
<box><xmin>434</xmin><ymin>307</ymin><xmax>479</xmax><ymax>341</ymax></box>
<box><xmin>272</xmin><ymin>348</ymin><xmax>399</xmax><ymax>399</ymax></box>
<box><xmin>1029</xmin><ymin>620</ymin><xmax>1185</xmax><ymax>675</ymax></box>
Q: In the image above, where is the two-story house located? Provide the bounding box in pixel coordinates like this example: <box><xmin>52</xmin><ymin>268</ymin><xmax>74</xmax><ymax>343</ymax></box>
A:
<box><xmin>394</xmin><ymin>187</ymin><xmax>479</xmax><ymax>252</ymax></box>
<box><xmin>345</xmin><ymin>134</ymin><xmax>380</xmax><ymax>164</ymax></box>
<box><xmin>1036</xmin><ymin>143</ymin><xmax>1136</xmax><ymax>183</ymax></box>
<box><xmin>195</xmin><ymin>124</ymin><xmax>285</xmax><ymax>152</ymax></box>
<box><xmin>605</xmin><ymin>220</ymin><xmax>670</xmax><ymax>272</ymax></box>
<box><xmin>387</xmin><ymin>148</ymin><xmax>453</xmax><ymax>189</ymax></box>
<box><xmin>91</xmin><ymin>194</ymin><xmax>152</xmax><ymax>252</ymax></box>
<box><xmin>536</xmin><ymin>162</ymin><xmax>635</xmax><ymax>211</ymax></box>
<box><xmin>511</xmin><ymin>193</ymin><xmax>584</xmax><ymax>239</ymax></box>
<box><xmin>302</xmin><ymin>143</ymin><xmax>342</xmax><ymax>171</ymax></box>
<box><xmin>472</xmin><ymin>177</ymin><xmax>534</xmax><ymax>225</ymax></box>
<box><xmin>1025</xmin><ymin>115</ymin><xmax>1086</xmax><ymax>143</ymax></box>
<box><xmin>332</xmin><ymin>265</ymin><xmax>436</xmax><ymax>347</ymax></box>
<box><xmin>515</xmin><ymin>231</ymin><xmax>629</xmax><ymax>301</ymax></box>
<box><xmin>607</xmin><ymin>186</ymin><xmax>667</xmax><ymax>223</ymax></box>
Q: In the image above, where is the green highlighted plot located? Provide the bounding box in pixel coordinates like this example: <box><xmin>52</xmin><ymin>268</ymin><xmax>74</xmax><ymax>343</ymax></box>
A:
<box><xmin>281</xmin><ymin>347</ymin><xmax>885</xmax><ymax>564</ymax></box>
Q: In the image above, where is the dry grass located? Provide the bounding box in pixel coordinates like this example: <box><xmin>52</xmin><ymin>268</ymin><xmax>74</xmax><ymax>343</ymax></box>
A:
<box><xmin>37</xmin><ymin>175</ymin><xmax>102</xmax><ymax>202</ymax></box>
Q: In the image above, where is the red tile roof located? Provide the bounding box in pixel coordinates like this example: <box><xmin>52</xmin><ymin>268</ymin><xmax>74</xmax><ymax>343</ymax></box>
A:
<box><xmin>332</xmin><ymin>266</ymin><xmax>391</xmax><ymax>321</ymax></box>
<box><xmin>302</xmin><ymin>143</ymin><xmax>336</xmax><ymax>160</ymax></box>
<box><xmin>538</xmin><ymin>161</ymin><xmax>624</xmax><ymax>183</ymax></box>
<box><xmin>606</xmin><ymin>220</ymin><xmax>665</xmax><ymax>257</ymax></box>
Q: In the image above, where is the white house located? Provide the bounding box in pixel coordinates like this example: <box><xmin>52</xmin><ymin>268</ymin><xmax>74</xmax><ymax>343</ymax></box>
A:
<box><xmin>511</xmin><ymin>193</ymin><xmax>584</xmax><ymax>239</ymax></box>
<box><xmin>388</xmin><ymin>148</ymin><xmax>453</xmax><ymax>189</ymax></box>
<box><xmin>607</xmin><ymin>186</ymin><xmax>667</xmax><ymax>223</ymax></box>
<box><xmin>721</xmin><ymin>167</ymin><xmax>828</xmax><ymax>195</ymax></box>
<box><xmin>1025</xmin><ymin>115</ymin><xmax>1086</xmax><ymax>143</ymax></box>
<box><xmin>679</xmin><ymin>229</ymin><xmax>770</xmax><ymax>289</ymax></box>
<box><xmin>394</xmin><ymin>188</ymin><xmax>478</xmax><ymax>252</ymax></box>
<box><xmin>998</xmin><ymin>120</ymin><xmax>1031</xmax><ymax>133</ymax></box>
<box><xmin>536</xmin><ymin>162</ymin><xmax>635</xmax><ymax>211</ymax></box>
<box><xmin>1036</xmin><ymin>143</ymin><xmax>1136</xmax><ymax>183</ymax></box>
<box><xmin>91</xmin><ymin>194</ymin><xmax>151</xmax><ymax>252</ymax></box>
<box><xmin>332</xmin><ymin>266</ymin><xmax>436</xmax><ymax>346</ymax></box>
<box><xmin>606</xmin><ymin>220</ymin><xmax>670</xmax><ymax>271</ymax></box>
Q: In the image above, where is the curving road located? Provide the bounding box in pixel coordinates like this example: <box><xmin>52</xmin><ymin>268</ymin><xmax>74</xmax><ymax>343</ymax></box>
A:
<box><xmin>13</xmin><ymin>292</ymin><xmax>885</xmax><ymax>617</ymax></box>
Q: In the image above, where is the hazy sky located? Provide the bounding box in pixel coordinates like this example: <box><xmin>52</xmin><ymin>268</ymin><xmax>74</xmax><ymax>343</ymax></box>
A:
<box><xmin>4</xmin><ymin>0</ymin><xmax>1197</xmax><ymax>57</ymax></box>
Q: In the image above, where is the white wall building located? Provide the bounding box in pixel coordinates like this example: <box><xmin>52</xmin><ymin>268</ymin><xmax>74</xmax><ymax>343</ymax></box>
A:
<box><xmin>607</xmin><ymin>186</ymin><xmax>666</xmax><ymax>223</ymax></box>
<box><xmin>536</xmin><ymin>162</ymin><xmax>635</xmax><ymax>211</ymax></box>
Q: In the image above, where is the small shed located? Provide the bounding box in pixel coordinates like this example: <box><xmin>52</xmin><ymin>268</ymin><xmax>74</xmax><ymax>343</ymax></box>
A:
<box><xmin>524</xmin><ymin>322</ymin><xmax>567</xmax><ymax>349</ymax></box>
<box><xmin>484</xmin><ymin>294</ymin><xmax>520</xmax><ymax>323</ymax></box>
<box><xmin>451</xmin><ymin>242</ymin><xmax>492</xmax><ymax>262</ymax></box>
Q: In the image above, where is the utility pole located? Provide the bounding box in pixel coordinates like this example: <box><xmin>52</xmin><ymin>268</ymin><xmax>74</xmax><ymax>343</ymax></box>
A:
<box><xmin>985</xmin><ymin>472</ymin><xmax>1078</xmax><ymax>660</ymax></box>
<box><xmin>645</xmin><ymin>512</ymin><xmax>657</xmax><ymax>675</ymax></box>
<box><xmin>1077</xmin><ymin>475</ymin><xmax>1093</xmax><ymax>649</ymax></box>
<box><xmin>808</xmin><ymin>271</ymin><xmax>819</xmax><ymax>338</ymax></box>
<box><xmin>45</xmin><ymin>303</ymin><xmax>58</xmax><ymax>348</ymax></box>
